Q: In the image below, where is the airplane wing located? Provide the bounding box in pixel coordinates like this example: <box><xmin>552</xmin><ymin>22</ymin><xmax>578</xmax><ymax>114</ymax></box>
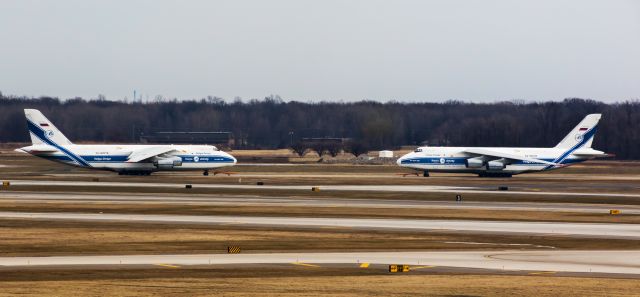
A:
<box><xmin>126</xmin><ymin>146</ymin><xmax>177</xmax><ymax>163</ymax></box>
<box><xmin>463</xmin><ymin>148</ymin><xmax>559</xmax><ymax>166</ymax></box>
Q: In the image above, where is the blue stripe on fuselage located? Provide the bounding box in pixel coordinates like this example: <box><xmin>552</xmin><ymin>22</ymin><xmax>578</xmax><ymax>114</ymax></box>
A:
<box><xmin>37</xmin><ymin>154</ymin><xmax>234</xmax><ymax>164</ymax></box>
<box><xmin>399</xmin><ymin>157</ymin><xmax>585</xmax><ymax>166</ymax></box>
<box><xmin>178</xmin><ymin>155</ymin><xmax>235</xmax><ymax>163</ymax></box>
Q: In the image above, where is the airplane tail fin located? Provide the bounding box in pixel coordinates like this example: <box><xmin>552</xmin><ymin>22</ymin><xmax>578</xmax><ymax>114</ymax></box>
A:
<box><xmin>554</xmin><ymin>114</ymin><xmax>601</xmax><ymax>149</ymax></box>
<box><xmin>24</xmin><ymin>109</ymin><xmax>73</xmax><ymax>146</ymax></box>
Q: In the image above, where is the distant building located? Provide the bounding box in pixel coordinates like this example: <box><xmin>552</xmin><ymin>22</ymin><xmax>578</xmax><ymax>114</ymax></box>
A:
<box><xmin>140</xmin><ymin>131</ymin><xmax>234</xmax><ymax>148</ymax></box>
<box><xmin>378</xmin><ymin>150</ymin><xmax>394</xmax><ymax>158</ymax></box>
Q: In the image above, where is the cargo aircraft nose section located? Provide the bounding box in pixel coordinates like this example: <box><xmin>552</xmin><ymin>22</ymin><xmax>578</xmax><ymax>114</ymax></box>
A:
<box><xmin>228</xmin><ymin>153</ymin><xmax>238</xmax><ymax>165</ymax></box>
<box><xmin>396</xmin><ymin>152</ymin><xmax>414</xmax><ymax>166</ymax></box>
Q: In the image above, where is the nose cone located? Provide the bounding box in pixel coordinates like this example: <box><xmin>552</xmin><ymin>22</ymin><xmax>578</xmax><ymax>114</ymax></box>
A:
<box><xmin>226</xmin><ymin>152</ymin><xmax>237</xmax><ymax>165</ymax></box>
<box><xmin>396</xmin><ymin>152</ymin><xmax>415</xmax><ymax>167</ymax></box>
<box><xmin>397</xmin><ymin>153</ymin><xmax>410</xmax><ymax>166</ymax></box>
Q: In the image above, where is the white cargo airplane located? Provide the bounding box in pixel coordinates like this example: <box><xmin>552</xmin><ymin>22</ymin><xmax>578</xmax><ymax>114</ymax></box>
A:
<box><xmin>397</xmin><ymin>114</ymin><xmax>608</xmax><ymax>177</ymax></box>
<box><xmin>15</xmin><ymin>109</ymin><xmax>237</xmax><ymax>175</ymax></box>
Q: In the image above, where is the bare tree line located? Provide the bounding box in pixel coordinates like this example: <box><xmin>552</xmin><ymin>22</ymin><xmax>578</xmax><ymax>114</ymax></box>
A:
<box><xmin>0</xmin><ymin>94</ymin><xmax>638</xmax><ymax>159</ymax></box>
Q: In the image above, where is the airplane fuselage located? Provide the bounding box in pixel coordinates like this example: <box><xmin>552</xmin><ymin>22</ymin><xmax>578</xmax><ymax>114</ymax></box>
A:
<box><xmin>397</xmin><ymin>146</ymin><xmax>602</xmax><ymax>175</ymax></box>
<box><xmin>20</xmin><ymin>144</ymin><xmax>236</xmax><ymax>174</ymax></box>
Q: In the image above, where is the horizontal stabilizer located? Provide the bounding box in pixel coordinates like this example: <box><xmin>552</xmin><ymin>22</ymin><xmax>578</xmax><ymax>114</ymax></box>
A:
<box><xmin>15</xmin><ymin>145</ymin><xmax>59</xmax><ymax>154</ymax></box>
<box><xmin>571</xmin><ymin>149</ymin><xmax>610</xmax><ymax>158</ymax></box>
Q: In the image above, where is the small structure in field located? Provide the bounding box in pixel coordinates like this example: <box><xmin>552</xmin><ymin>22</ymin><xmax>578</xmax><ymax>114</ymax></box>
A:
<box><xmin>379</xmin><ymin>150</ymin><xmax>394</xmax><ymax>158</ymax></box>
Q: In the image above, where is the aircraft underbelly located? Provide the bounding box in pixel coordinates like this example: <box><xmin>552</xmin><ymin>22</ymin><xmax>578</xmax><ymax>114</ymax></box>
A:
<box><xmin>88</xmin><ymin>162</ymin><xmax>233</xmax><ymax>171</ymax></box>
<box><xmin>404</xmin><ymin>163</ymin><xmax>546</xmax><ymax>174</ymax></box>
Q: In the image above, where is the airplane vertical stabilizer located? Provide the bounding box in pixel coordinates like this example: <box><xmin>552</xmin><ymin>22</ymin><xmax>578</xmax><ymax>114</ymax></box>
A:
<box><xmin>24</xmin><ymin>109</ymin><xmax>73</xmax><ymax>146</ymax></box>
<box><xmin>554</xmin><ymin>114</ymin><xmax>601</xmax><ymax>149</ymax></box>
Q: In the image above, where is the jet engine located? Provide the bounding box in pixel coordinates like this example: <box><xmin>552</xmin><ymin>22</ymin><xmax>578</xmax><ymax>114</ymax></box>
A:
<box><xmin>154</xmin><ymin>156</ymin><xmax>183</xmax><ymax>169</ymax></box>
<box><xmin>465</xmin><ymin>157</ymin><xmax>484</xmax><ymax>168</ymax></box>
<box><xmin>486</xmin><ymin>159</ymin><xmax>506</xmax><ymax>170</ymax></box>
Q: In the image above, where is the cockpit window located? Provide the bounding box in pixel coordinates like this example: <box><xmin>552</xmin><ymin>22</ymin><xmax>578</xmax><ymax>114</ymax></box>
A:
<box><xmin>414</xmin><ymin>148</ymin><xmax>423</xmax><ymax>153</ymax></box>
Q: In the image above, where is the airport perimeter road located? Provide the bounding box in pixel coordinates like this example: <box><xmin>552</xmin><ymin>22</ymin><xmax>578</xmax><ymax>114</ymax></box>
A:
<box><xmin>1</xmin><ymin>211</ymin><xmax>639</xmax><ymax>238</ymax></box>
<box><xmin>7</xmin><ymin>179</ymin><xmax>640</xmax><ymax>198</ymax></box>
<box><xmin>3</xmin><ymin>192</ymin><xmax>640</xmax><ymax>214</ymax></box>
<box><xmin>1</xmin><ymin>250</ymin><xmax>639</xmax><ymax>274</ymax></box>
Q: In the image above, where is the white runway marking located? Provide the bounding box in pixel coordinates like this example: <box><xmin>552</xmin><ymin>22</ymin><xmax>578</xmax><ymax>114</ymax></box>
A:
<box><xmin>1</xmin><ymin>250</ymin><xmax>639</xmax><ymax>274</ymax></box>
<box><xmin>1</xmin><ymin>211</ymin><xmax>639</xmax><ymax>238</ymax></box>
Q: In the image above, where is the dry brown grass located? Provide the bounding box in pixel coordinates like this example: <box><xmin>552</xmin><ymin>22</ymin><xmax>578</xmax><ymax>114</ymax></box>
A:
<box><xmin>1</xmin><ymin>269</ymin><xmax>639</xmax><ymax>297</ymax></box>
<box><xmin>0</xmin><ymin>219</ymin><xmax>637</xmax><ymax>257</ymax></box>
<box><xmin>6</xmin><ymin>184</ymin><xmax>640</xmax><ymax>207</ymax></box>
<box><xmin>1</xmin><ymin>200</ymin><xmax>638</xmax><ymax>224</ymax></box>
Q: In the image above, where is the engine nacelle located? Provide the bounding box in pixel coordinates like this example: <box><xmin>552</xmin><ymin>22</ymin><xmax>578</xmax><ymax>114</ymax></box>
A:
<box><xmin>465</xmin><ymin>158</ymin><xmax>484</xmax><ymax>168</ymax></box>
<box><xmin>154</xmin><ymin>156</ymin><xmax>183</xmax><ymax>169</ymax></box>
<box><xmin>486</xmin><ymin>160</ymin><xmax>506</xmax><ymax>170</ymax></box>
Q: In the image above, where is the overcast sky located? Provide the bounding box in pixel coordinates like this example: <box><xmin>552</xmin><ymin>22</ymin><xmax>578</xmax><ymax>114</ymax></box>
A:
<box><xmin>0</xmin><ymin>0</ymin><xmax>639</xmax><ymax>102</ymax></box>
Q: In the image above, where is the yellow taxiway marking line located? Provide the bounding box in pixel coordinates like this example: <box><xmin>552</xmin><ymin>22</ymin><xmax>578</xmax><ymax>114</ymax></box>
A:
<box><xmin>359</xmin><ymin>263</ymin><xmax>370</xmax><ymax>268</ymax></box>
<box><xmin>529</xmin><ymin>271</ymin><xmax>556</xmax><ymax>275</ymax></box>
<box><xmin>412</xmin><ymin>265</ymin><xmax>435</xmax><ymax>269</ymax></box>
<box><xmin>291</xmin><ymin>262</ymin><xmax>320</xmax><ymax>268</ymax></box>
<box><xmin>154</xmin><ymin>264</ymin><xmax>180</xmax><ymax>269</ymax></box>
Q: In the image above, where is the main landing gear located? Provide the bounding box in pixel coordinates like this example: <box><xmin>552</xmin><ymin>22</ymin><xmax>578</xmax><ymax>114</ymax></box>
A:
<box><xmin>203</xmin><ymin>170</ymin><xmax>209</xmax><ymax>176</ymax></box>
<box><xmin>423</xmin><ymin>171</ymin><xmax>430</xmax><ymax>177</ymax></box>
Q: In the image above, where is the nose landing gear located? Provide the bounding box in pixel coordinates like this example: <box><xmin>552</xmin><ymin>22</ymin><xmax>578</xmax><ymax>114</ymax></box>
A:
<box><xmin>203</xmin><ymin>170</ymin><xmax>209</xmax><ymax>176</ymax></box>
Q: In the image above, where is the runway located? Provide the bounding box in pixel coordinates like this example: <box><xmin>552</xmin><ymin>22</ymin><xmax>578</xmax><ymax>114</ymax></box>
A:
<box><xmin>1</xmin><ymin>250</ymin><xmax>639</xmax><ymax>274</ymax></box>
<box><xmin>7</xmin><ymin>179</ymin><xmax>640</xmax><ymax>198</ymax></box>
<box><xmin>2</xmin><ymin>191</ymin><xmax>640</xmax><ymax>214</ymax></box>
<box><xmin>1</xmin><ymin>211</ymin><xmax>639</xmax><ymax>238</ymax></box>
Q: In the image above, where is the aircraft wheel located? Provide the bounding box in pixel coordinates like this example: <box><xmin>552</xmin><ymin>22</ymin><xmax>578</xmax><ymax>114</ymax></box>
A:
<box><xmin>423</xmin><ymin>171</ymin><xmax>430</xmax><ymax>177</ymax></box>
<box><xmin>203</xmin><ymin>170</ymin><xmax>209</xmax><ymax>176</ymax></box>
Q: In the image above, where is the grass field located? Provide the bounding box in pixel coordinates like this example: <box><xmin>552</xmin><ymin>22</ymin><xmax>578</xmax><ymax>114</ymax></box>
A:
<box><xmin>1</xmin><ymin>268</ymin><xmax>639</xmax><ymax>297</ymax></box>
<box><xmin>1</xmin><ymin>219</ymin><xmax>637</xmax><ymax>257</ymax></box>
<box><xmin>1</xmin><ymin>197</ymin><xmax>638</xmax><ymax>223</ymax></box>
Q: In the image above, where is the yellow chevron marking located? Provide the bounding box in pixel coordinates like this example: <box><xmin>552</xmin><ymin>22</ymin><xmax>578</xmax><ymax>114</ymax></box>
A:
<box><xmin>154</xmin><ymin>264</ymin><xmax>180</xmax><ymax>269</ymax></box>
<box><xmin>412</xmin><ymin>265</ymin><xmax>435</xmax><ymax>269</ymax></box>
<box><xmin>529</xmin><ymin>271</ymin><xmax>556</xmax><ymax>275</ymax></box>
<box><xmin>291</xmin><ymin>262</ymin><xmax>320</xmax><ymax>267</ymax></box>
